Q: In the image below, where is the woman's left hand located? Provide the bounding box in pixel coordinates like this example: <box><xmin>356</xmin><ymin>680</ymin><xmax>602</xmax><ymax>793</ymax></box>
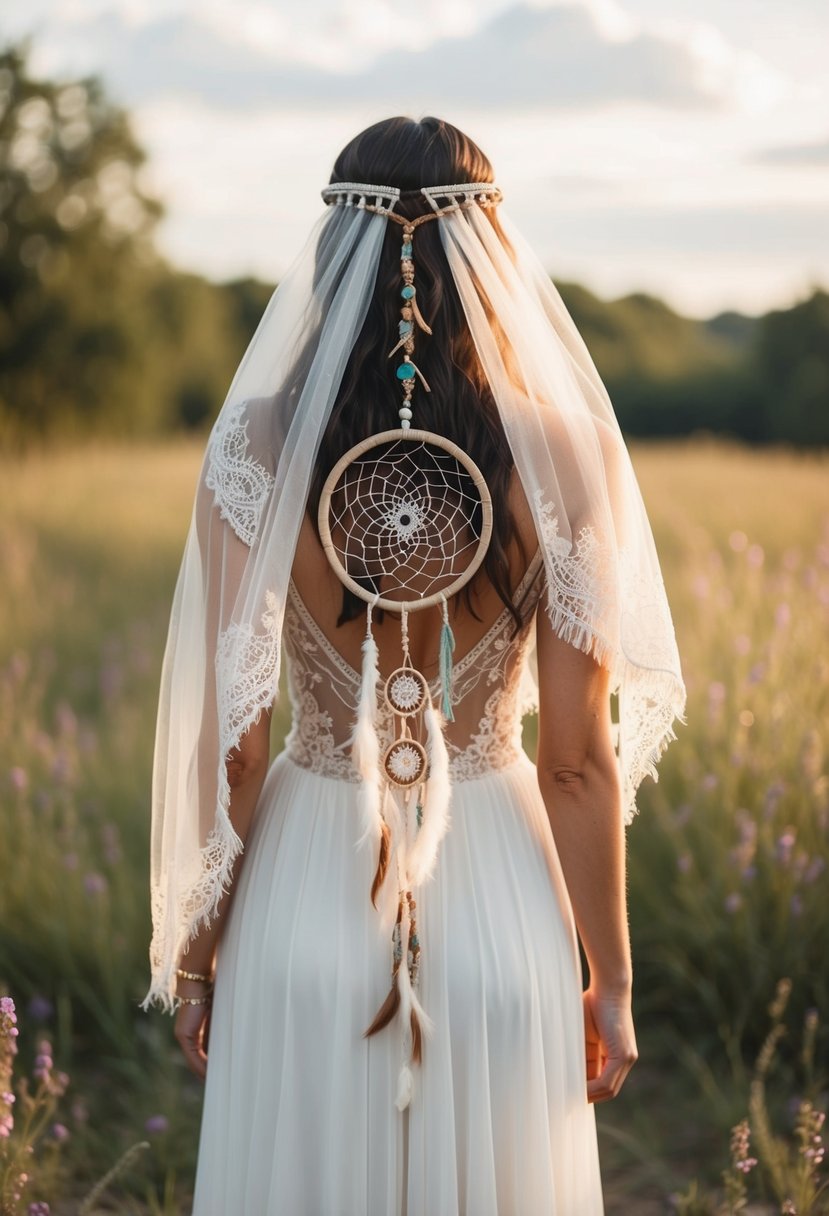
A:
<box><xmin>175</xmin><ymin>999</ymin><xmax>211</xmax><ymax>1080</ymax></box>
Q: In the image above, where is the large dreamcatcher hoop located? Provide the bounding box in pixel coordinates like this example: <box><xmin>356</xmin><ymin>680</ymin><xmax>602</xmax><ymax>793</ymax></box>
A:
<box><xmin>318</xmin><ymin>427</ymin><xmax>493</xmax><ymax>614</ymax></box>
<box><xmin>317</xmin><ymin>184</ymin><xmax>497</xmax><ymax>1112</ymax></box>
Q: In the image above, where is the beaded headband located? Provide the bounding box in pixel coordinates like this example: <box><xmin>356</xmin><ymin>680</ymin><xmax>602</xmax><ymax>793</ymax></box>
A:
<box><xmin>321</xmin><ymin>181</ymin><xmax>502</xmax><ymax>428</ymax></box>
<box><xmin>320</xmin><ymin>181</ymin><xmax>502</xmax><ymax>215</ymax></box>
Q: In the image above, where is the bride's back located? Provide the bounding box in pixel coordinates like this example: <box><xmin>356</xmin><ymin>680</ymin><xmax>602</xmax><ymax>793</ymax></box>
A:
<box><xmin>287</xmin><ymin>472</ymin><xmax>543</xmax><ymax>780</ymax></box>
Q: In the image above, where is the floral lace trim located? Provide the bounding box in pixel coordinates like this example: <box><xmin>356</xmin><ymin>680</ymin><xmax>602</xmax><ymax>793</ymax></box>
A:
<box><xmin>533</xmin><ymin>490</ymin><xmax>613</xmax><ymax>657</ymax></box>
<box><xmin>205</xmin><ymin>400</ymin><xmax>274</xmax><ymax>547</ymax></box>
<box><xmin>144</xmin><ymin>592</ymin><xmax>283</xmax><ymax>1011</ymax></box>
<box><xmin>282</xmin><ymin>559</ymin><xmax>543</xmax><ymax>784</ymax></box>
<box><xmin>282</xmin><ymin>593</ymin><xmax>355</xmax><ymax>780</ymax></box>
<box><xmin>533</xmin><ymin>489</ymin><xmax>685</xmax><ymax>824</ymax></box>
<box><xmin>217</xmin><ymin>592</ymin><xmax>281</xmax><ymax>757</ymax></box>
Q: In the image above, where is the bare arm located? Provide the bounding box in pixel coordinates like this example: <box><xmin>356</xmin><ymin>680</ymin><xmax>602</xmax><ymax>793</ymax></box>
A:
<box><xmin>535</xmin><ymin>606</ymin><xmax>637</xmax><ymax>1103</ymax></box>
<box><xmin>174</xmin><ymin>710</ymin><xmax>272</xmax><ymax>1078</ymax></box>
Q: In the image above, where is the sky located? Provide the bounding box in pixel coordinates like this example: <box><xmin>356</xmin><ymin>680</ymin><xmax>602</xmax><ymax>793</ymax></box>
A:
<box><xmin>7</xmin><ymin>0</ymin><xmax>829</xmax><ymax>317</ymax></box>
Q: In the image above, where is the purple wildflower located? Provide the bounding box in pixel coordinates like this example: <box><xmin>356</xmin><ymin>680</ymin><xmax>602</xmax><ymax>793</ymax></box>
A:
<box><xmin>776</xmin><ymin>828</ymin><xmax>797</xmax><ymax>865</ymax></box>
<box><xmin>775</xmin><ymin>602</ymin><xmax>791</xmax><ymax>629</ymax></box>
<box><xmin>101</xmin><ymin>823</ymin><xmax>122</xmax><ymax>866</ymax></box>
<box><xmin>805</xmin><ymin>857</ymin><xmax>826</xmax><ymax>884</ymax></box>
<box><xmin>83</xmin><ymin>872</ymin><xmax>108</xmax><ymax>897</ymax></box>
<box><xmin>50</xmin><ymin>1122</ymin><xmax>70</xmax><ymax>1142</ymax></box>
<box><xmin>27</xmin><ymin>996</ymin><xmax>54</xmax><ymax>1023</ymax></box>
<box><xmin>28</xmin><ymin>1204</ymin><xmax>51</xmax><ymax>1216</ymax></box>
<box><xmin>1</xmin><ymin>996</ymin><xmax>18</xmax><ymax>1137</ymax></box>
<box><xmin>730</xmin><ymin>1118</ymin><xmax>758</xmax><ymax>1174</ymax></box>
<box><xmin>33</xmin><ymin>1041</ymin><xmax>53</xmax><ymax>1084</ymax></box>
<box><xmin>144</xmin><ymin>1113</ymin><xmax>169</xmax><ymax>1134</ymax></box>
<box><xmin>9</xmin><ymin>767</ymin><xmax>28</xmax><ymax>792</ymax></box>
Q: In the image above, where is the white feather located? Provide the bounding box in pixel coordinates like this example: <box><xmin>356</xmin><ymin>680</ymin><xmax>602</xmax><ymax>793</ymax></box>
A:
<box><xmin>395</xmin><ymin>1064</ymin><xmax>413</xmax><ymax>1111</ymax></box>
<box><xmin>405</xmin><ymin>700</ymin><xmax>452</xmax><ymax>886</ymax></box>
<box><xmin>395</xmin><ymin>896</ymin><xmax>435</xmax><ymax>1038</ymax></box>
<box><xmin>350</xmin><ymin>629</ymin><xmax>383</xmax><ymax>851</ymax></box>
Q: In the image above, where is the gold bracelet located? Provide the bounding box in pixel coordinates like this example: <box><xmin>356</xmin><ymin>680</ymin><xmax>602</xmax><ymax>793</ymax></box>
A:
<box><xmin>176</xmin><ymin>967</ymin><xmax>214</xmax><ymax>985</ymax></box>
<box><xmin>176</xmin><ymin>994</ymin><xmax>212</xmax><ymax>1006</ymax></box>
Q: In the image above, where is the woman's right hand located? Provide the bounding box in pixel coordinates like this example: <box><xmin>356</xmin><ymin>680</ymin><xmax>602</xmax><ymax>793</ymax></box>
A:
<box><xmin>175</xmin><ymin>999</ymin><xmax>211</xmax><ymax>1080</ymax></box>
<box><xmin>583</xmin><ymin>986</ymin><xmax>638</xmax><ymax>1103</ymax></box>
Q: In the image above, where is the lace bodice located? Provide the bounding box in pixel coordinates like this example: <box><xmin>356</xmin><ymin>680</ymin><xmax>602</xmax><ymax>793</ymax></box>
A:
<box><xmin>282</xmin><ymin>552</ymin><xmax>545</xmax><ymax>784</ymax></box>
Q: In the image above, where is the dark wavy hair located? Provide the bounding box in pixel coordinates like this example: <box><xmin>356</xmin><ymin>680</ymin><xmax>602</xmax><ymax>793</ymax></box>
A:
<box><xmin>307</xmin><ymin>116</ymin><xmax>528</xmax><ymax>629</ymax></box>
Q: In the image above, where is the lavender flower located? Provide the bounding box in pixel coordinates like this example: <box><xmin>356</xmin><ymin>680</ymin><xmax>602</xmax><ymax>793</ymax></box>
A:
<box><xmin>1</xmin><ymin>996</ymin><xmax>19</xmax><ymax>1139</ymax></box>
<box><xmin>797</xmin><ymin>1102</ymin><xmax>826</xmax><ymax>1166</ymax></box>
<box><xmin>9</xmin><ymin>766</ymin><xmax>28</xmax><ymax>792</ymax></box>
<box><xmin>27</xmin><ymin>996</ymin><xmax>54</xmax><ymax>1023</ymax></box>
<box><xmin>33</xmin><ymin>1041</ymin><xmax>53</xmax><ymax>1084</ymax></box>
<box><xmin>83</xmin><ymin>872</ymin><xmax>108</xmax><ymax>897</ymax></box>
<box><xmin>730</xmin><ymin>1118</ymin><xmax>758</xmax><ymax>1174</ymax></box>
<box><xmin>144</xmin><ymin>1113</ymin><xmax>169</xmax><ymax>1134</ymax></box>
<box><xmin>776</xmin><ymin>828</ymin><xmax>797</xmax><ymax>865</ymax></box>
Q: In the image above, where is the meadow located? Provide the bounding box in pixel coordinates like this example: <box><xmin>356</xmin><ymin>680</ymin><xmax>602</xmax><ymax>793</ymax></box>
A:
<box><xmin>1</xmin><ymin>439</ymin><xmax>828</xmax><ymax>1214</ymax></box>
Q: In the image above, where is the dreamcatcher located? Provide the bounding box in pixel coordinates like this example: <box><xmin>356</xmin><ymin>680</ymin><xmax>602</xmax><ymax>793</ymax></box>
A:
<box><xmin>318</xmin><ymin>182</ymin><xmax>498</xmax><ymax>1109</ymax></box>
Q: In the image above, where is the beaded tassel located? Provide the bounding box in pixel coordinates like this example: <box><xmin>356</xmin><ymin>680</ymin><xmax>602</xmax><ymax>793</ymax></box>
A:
<box><xmin>439</xmin><ymin>594</ymin><xmax>456</xmax><ymax>722</ymax></box>
<box><xmin>388</xmin><ymin>223</ymin><xmax>431</xmax><ymax>428</ymax></box>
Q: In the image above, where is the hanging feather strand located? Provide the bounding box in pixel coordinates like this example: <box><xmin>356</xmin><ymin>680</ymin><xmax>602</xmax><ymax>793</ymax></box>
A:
<box><xmin>350</xmin><ymin>603</ymin><xmax>383</xmax><ymax>854</ymax></box>
<box><xmin>405</xmin><ymin>700</ymin><xmax>452</xmax><ymax>887</ymax></box>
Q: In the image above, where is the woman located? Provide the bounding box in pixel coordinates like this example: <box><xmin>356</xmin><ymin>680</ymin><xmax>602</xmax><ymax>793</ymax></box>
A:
<box><xmin>144</xmin><ymin>117</ymin><xmax>685</xmax><ymax>1214</ymax></box>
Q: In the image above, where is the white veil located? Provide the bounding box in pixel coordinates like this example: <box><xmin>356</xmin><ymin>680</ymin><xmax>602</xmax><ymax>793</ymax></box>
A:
<box><xmin>144</xmin><ymin>183</ymin><xmax>685</xmax><ymax>1011</ymax></box>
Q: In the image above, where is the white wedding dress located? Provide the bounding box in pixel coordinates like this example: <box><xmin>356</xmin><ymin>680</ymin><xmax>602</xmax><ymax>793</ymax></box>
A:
<box><xmin>192</xmin><ymin>548</ymin><xmax>605</xmax><ymax>1215</ymax></box>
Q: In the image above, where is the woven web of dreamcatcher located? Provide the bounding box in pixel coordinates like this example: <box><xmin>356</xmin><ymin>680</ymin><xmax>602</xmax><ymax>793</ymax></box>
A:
<box><xmin>323</xmin><ymin>436</ymin><xmax>489</xmax><ymax>609</ymax></box>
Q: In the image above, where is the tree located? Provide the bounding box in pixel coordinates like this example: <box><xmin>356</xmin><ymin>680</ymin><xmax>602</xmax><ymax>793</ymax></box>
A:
<box><xmin>0</xmin><ymin>40</ymin><xmax>162</xmax><ymax>441</ymax></box>
<box><xmin>754</xmin><ymin>290</ymin><xmax>829</xmax><ymax>447</ymax></box>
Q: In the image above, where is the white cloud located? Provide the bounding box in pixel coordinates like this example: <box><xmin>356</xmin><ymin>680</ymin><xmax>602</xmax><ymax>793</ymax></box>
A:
<box><xmin>8</xmin><ymin>0</ymin><xmax>827</xmax><ymax>314</ymax></box>
<box><xmin>20</xmin><ymin>2</ymin><xmax>781</xmax><ymax>112</ymax></box>
<box><xmin>753</xmin><ymin>134</ymin><xmax>829</xmax><ymax>165</ymax></box>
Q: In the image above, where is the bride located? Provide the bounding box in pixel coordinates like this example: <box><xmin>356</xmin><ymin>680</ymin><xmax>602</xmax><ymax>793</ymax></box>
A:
<box><xmin>143</xmin><ymin>115</ymin><xmax>684</xmax><ymax>1214</ymax></box>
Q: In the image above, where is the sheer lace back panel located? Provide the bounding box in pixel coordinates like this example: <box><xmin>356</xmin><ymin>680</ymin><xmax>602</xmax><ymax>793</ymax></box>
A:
<box><xmin>283</xmin><ymin>548</ymin><xmax>545</xmax><ymax>784</ymax></box>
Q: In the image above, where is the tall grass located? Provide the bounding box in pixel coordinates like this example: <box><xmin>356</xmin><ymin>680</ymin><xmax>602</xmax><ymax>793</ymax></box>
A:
<box><xmin>0</xmin><ymin>438</ymin><xmax>827</xmax><ymax>1210</ymax></box>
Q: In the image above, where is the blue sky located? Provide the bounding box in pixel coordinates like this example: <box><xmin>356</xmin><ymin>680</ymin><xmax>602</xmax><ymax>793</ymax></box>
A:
<box><xmin>8</xmin><ymin>0</ymin><xmax>829</xmax><ymax>316</ymax></box>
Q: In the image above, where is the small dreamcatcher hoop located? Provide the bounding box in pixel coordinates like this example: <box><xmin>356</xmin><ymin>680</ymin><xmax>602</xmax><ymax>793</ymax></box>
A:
<box><xmin>317</xmin><ymin>185</ymin><xmax>498</xmax><ymax>1112</ymax></box>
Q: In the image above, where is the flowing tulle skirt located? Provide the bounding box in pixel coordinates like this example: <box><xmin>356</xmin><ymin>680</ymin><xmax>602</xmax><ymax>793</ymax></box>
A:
<box><xmin>192</xmin><ymin>751</ymin><xmax>604</xmax><ymax>1215</ymax></box>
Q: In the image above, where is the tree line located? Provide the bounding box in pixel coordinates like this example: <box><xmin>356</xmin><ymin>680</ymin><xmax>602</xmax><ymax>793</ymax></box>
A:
<box><xmin>1</xmin><ymin>41</ymin><xmax>827</xmax><ymax>448</ymax></box>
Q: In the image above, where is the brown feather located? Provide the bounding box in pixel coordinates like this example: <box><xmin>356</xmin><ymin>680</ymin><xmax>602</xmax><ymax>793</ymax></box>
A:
<box><xmin>363</xmin><ymin>983</ymin><xmax>400</xmax><ymax>1039</ymax></box>
<box><xmin>370</xmin><ymin>820</ymin><xmax>391</xmax><ymax>908</ymax></box>
<box><xmin>410</xmin><ymin>1009</ymin><xmax>423</xmax><ymax>1064</ymax></box>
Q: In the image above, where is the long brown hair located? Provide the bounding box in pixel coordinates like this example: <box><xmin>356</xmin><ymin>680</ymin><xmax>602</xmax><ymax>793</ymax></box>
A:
<box><xmin>307</xmin><ymin>116</ymin><xmax>527</xmax><ymax>627</ymax></box>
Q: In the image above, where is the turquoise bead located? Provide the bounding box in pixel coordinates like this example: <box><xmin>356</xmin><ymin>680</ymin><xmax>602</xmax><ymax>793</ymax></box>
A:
<box><xmin>401</xmin><ymin>285</ymin><xmax>415</xmax><ymax>300</ymax></box>
<box><xmin>396</xmin><ymin>363</ymin><xmax>416</xmax><ymax>380</ymax></box>
<box><xmin>399</xmin><ymin>320</ymin><xmax>413</xmax><ymax>336</ymax></box>
<box><xmin>401</xmin><ymin>242</ymin><xmax>412</xmax><ymax>257</ymax></box>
